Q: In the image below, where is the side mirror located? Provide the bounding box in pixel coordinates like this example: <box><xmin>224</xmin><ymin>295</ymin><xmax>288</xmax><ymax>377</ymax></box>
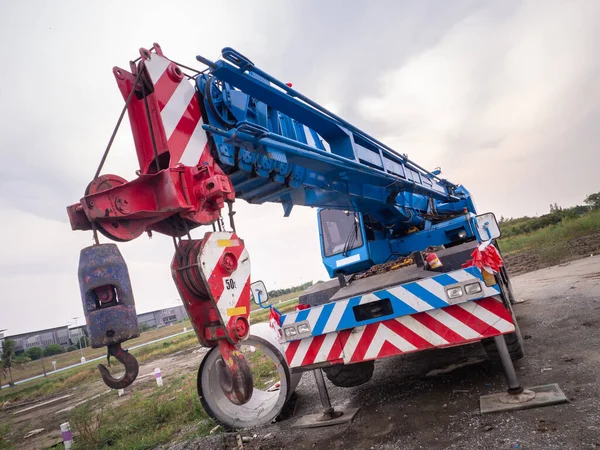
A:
<box><xmin>473</xmin><ymin>212</ymin><xmax>501</xmax><ymax>241</ymax></box>
<box><xmin>250</xmin><ymin>280</ymin><xmax>269</xmax><ymax>308</ymax></box>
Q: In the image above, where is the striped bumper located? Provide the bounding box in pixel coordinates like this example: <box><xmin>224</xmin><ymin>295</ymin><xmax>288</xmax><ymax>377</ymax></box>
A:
<box><xmin>284</xmin><ymin>296</ymin><xmax>515</xmax><ymax>369</ymax></box>
<box><xmin>281</xmin><ymin>267</ymin><xmax>515</xmax><ymax>369</ymax></box>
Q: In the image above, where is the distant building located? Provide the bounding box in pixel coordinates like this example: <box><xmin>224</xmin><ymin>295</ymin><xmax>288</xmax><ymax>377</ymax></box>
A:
<box><xmin>7</xmin><ymin>326</ymin><xmax>71</xmax><ymax>354</ymax></box>
<box><xmin>137</xmin><ymin>305</ymin><xmax>188</xmax><ymax>329</ymax></box>
<box><xmin>68</xmin><ymin>325</ymin><xmax>88</xmax><ymax>348</ymax></box>
<box><xmin>4</xmin><ymin>305</ymin><xmax>188</xmax><ymax>354</ymax></box>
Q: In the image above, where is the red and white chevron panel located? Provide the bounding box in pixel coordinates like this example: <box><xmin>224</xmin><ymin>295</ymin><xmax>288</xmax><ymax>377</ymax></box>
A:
<box><xmin>198</xmin><ymin>232</ymin><xmax>251</xmax><ymax>332</ymax></box>
<box><xmin>284</xmin><ymin>296</ymin><xmax>515</xmax><ymax>369</ymax></box>
<box><xmin>144</xmin><ymin>54</ymin><xmax>209</xmax><ymax>167</ymax></box>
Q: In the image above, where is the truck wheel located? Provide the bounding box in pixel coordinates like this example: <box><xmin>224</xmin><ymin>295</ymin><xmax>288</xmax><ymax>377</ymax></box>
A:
<box><xmin>499</xmin><ymin>266</ymin><xmax>517</xmax><ymax>305</ymax></box>
<box><xmin>322</xmin><ymin>361</ymin><xmax>375</xmax><ymax>387</ymax></box>
<box><xmin>482</xmin><ymin>331</ymin><xmax>524</xmax><ymax>361</ymax></box>
<box><xmin>483</xmin><ymin>304</ymin><xmax>525</xmax><ymax>361</ymax></box>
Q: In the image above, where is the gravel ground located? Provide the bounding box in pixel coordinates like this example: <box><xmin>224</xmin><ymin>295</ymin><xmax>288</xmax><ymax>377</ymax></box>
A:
<box><xmin>176</xmin><ymin>255</ymin><xmax>600</xmax><ymax>450</ymax></box>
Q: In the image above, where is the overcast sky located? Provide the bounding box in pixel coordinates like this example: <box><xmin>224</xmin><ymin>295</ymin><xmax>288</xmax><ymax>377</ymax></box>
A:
<box><xmin>1</xmin><ymin>1</ymin><xmax>599</xmax><ymax>335</ymax></box>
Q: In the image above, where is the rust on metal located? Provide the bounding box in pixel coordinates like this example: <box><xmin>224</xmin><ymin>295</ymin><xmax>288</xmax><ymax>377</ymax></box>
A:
<box><xmin>352</xmin><ymin>256</ymin><xmax>414</xmax><ymax>281</ymax></box>
<box><xmin>216</xmin><ymin>340</ymin><xmax>253</xmax><ymax>405</ymax></box>
<box><xmin>98</xmin><ymin>343</ymin><xmax>140</xmax><ymax>390</ymax></box>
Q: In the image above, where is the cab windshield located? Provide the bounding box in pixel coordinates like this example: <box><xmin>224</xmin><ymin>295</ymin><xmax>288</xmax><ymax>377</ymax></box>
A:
<box><xmin>319</xmin><ymin>209</ymin><xmax>363</xmax><ymax>257</ymax></box>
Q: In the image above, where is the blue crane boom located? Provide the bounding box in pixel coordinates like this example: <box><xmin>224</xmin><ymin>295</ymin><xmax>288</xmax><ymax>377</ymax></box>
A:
<box><xmin>195</xmin><ymin>48</ymin><xmax>478</xmax><ymax>276</ymax></box>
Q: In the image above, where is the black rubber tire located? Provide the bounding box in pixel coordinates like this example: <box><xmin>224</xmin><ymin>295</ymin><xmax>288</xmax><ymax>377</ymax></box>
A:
<box><xmin>499</xmin><ymin>266</ymin><xmax>518</xmax><ymax>305</ymax></box>
<box><xmin>482</xmin><ymin>331</ymin><xmax>524</xmax><ymax>361</ymax></box>
<box><xmin>322</xmin><ymin>361</ymin><xmax>375</xmax><ymax>387</ymax></box>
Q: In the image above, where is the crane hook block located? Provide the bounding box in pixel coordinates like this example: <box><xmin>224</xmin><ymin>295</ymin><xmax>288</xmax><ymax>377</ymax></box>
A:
<box><xmin>78</xmin><ymin>243</ymin><xmax>140</xmax><ymax>348</ymax></box>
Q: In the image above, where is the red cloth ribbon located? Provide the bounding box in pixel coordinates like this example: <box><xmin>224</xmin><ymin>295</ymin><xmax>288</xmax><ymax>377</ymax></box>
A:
<box><xmin>468</xmin><ymin>243</ymin><xmax>504</xmax><ymax>273</ymax></box>
<box><xmin>269</xmin><ymin>306</ymin><xmax>282</xmax><ymax>326</ymax></box>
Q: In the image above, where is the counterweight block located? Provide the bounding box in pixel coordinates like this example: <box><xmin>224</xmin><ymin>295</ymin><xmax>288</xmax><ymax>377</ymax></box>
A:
<box><xmin>78</xmin><ymin>243</ymin><xmax>140</xmax><ymax>348</ymax></box>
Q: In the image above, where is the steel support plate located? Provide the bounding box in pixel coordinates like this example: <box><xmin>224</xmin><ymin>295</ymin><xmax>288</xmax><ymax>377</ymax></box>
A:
<box><xmin>292</xmin><ymin>407</ymin><xmax>360</xmax><ymax>429</ymax></box>
<box><xmin>480</xmin><ymin>383</ymin><xmax>568</xmax><ymax>414</ymax></box>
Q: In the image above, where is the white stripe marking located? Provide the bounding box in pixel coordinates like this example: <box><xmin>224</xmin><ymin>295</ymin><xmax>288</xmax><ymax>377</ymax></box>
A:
<box><xmin>342</xmin><ymin>326</ymin><xmax>366</xmax><ymax>364</ymax></box>
<box><xmin>306</xmin><ymin>307</ymin><xmax>322</xmax><ymax>328</ymax></box>
<box><xmin>282</xmin><ymin>311</ymin><xmax>298</xmax><ymax>326</ymax></box>
<box><xmin>322</xmin><ymin>301</ymin><xmax>347</xmax><ymax>333</ymax></box>
<box><xmin>290</xmin><ymin>338</ymin><xmax>313</xmax><ymax>368</ymax></box>
<box><xmin>386</xmin><ymin>285</ymin><xmax>436</xmax><ymax>312</ymax></box>
<box><xmin>399</xmin><ymin>315</ymin><xmax>449</xmax><ymax>346</ymax></box>
<box><xmin>446</xmin><ymin>270</ymin><xmax>478</xmax><ymax>283</ymax></box>
<box><xmin>314</xmin><ymin>333</ymin><xmax>338</xmax><ymax>363</ymax></box>
<box><xmin>179</xmin><ymin>116</ymin><xmax>208</xmax><ymax>166</ymax></box>
<box><xmin>161</xmin><ymin>80</ymin><xmax>195</xmax><ymax>139</ymax></box>
<box><xmin>363</xmin><ymin>325</ymin><xmax>417</xmax><ymax>360</ymax></box>
<box><xmin>358</xmin><ymin>293</ymin><xmax>380</xmax><ymax>305</ymax></box>
<box><xmin>427</xmin><ymin>309</ymin><xmax>481</xmax><ymax>340</ymax></box>
<box><xmin>416</xmin><ymin>278</ymin><xmax>449</xmax><ymax>305</ymax></box>
<box><xmin>458</xmin><ymin>302</ymin><xmax>515</xmax><ymax>333</ymax></box>
<box><xmin>145</xmin><ymin>56</ymin><xmax>170</xmax><ymax>84</ymax></box>
<box><xmin>481</xmin><ymin>284</ymin><xmax>501</xmax><ymax>297</ymax></box>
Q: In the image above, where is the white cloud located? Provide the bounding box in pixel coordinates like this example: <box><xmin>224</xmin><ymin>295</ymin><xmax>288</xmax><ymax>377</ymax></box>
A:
<box><xmin>358</xmin><ymin>0</ymin><xmax>600</xmax><ymax>216</ymax></box>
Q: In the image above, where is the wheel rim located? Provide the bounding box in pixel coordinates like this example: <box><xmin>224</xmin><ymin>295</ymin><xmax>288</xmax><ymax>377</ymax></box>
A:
<box><xmin>197</xmin><ymin>334</ymin><xmax>293</xmax><ymax>429</ymax></box>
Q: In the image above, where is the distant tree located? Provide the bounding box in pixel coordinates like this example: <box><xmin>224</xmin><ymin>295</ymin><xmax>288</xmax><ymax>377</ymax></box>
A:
<box><xmin>43</xmin><ymin>344</ymin><xmax>65</xmax><ymax>357</ymax></box>
<box><xmin>25</xmin><ymin>347</ymin><xmax>43</xmax><ymax>361</ymax></box>
<box><xmin>584</xmin><ymin>192</ymin><xmax>600</xmax><ymax>209</ymax></box>
<box><xmin>549</xmin><ymin>203</ymin><xmax>562</xmax><ymax>213</ymax></box>
<box><xmin>1</xmin><ymin>339</ymin><xmax>16</xmax><ymax>387</ymax></box>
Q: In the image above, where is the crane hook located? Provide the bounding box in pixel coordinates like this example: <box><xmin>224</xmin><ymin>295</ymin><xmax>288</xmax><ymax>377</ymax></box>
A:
<box><xmin>97</xmin><ymin>343</ymin><xmax>139</xmax><ymax>390</ymax></box>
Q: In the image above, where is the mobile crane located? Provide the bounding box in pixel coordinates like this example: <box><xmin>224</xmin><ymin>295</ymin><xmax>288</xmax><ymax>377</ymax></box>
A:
<box><xmin>67</xmin><ymin>43</ymin><xmax>526</xmax><ymax>428</ymax></box>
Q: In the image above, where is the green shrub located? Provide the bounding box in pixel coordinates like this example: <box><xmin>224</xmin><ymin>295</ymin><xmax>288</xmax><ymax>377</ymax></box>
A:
<box><xmin>13</xmin><ymin>356</ymin><xmax>31</xmax><ymax>365</ymax></box>
<box><xmin>0</xmin><ymin>422</ymin><xmax>14</xmax><ymax>450</ymax></box>
<box><xmin>25</xmin><ymin>347</ymin><xmax>43</xmax><ymax>361</ymax></box>
<box><xmin>43</xmin><ymin>344</ymin><xmax>65</xmax><ymax>357</ymax></box>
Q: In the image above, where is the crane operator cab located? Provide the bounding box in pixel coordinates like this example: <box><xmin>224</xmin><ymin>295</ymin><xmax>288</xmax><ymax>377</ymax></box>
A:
<box><xmin>318</xmin><ymin>209</ymin><xmax>394</xmax><ymax>278</ymax></box>
<box><xmin>317</xmin><ymin>208</ymin><xmax>502</xmax><ymax>280</ymax></box>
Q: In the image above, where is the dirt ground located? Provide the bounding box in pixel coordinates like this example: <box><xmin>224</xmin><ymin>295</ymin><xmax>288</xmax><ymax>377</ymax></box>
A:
<box><xmin>176</xmin><ymin>255</ymin><xmax>600</xmax><ymax>450</ymax></box>
<box><xmin>3</xmin><ymin>256</ymin><xmax>599</xmax><ymax>449</ymax></box>
<box><xmin>503</xmin><ymin>232</ymin><xmax>600</xmax><ymax>275</ymax></box>
<box><xmin>0</xmin><ymin>347</ymin><xmax>208</xmax><ymax>449</ymax></box>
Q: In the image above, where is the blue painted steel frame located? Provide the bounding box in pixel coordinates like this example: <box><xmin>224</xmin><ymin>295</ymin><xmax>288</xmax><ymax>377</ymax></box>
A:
<box><xmin>194</xmin><ymin>47</ymin><xmax>479</xmax><ymax>276</ymax></box>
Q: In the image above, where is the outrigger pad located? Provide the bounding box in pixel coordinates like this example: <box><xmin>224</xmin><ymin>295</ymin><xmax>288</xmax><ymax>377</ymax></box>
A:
<box><xmin>480</xmin><ymin>383</ymin><xmax>568</xmax><ymax>414</ymax></box>
<box><xmin>292</xmin><ymin>407</ymin><xmax>360</xmax><ymax>429</ymax></box>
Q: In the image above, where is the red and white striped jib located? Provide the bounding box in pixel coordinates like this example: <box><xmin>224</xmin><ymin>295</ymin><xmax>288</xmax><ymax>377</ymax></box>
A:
<box><xmin>143</xmin><ymin>53</ymin><xmax>209</xmax><ymax>168</ymax></box>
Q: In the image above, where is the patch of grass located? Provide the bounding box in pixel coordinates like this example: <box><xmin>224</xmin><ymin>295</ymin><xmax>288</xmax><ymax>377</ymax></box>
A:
<box><xmin>0</xmin><ymin>366</ymin><xmax>98</xmax><ymax>405</ymax></box>
<box><xmin>250</xmin><ymin>290</ymin><xmax>303</xmax><ymax>311</ymax></box>
<box><xmin>245</xmin><ymin>347</ymin><xmax>280</xmax><ymax>390</ymax></box>
<box><xmin>499</xmin><ymin>209</ymin><xmax>600</xmax><ymax>255</ymax></box>
<box><xmin>131</xmin><ymin>333</ymin><xmax>199</xmax><ymax>363</ymax></box>
<box><xmin>250</xmin><ymin>299</ymin><xmax>299</xmax><ymax>324</ymax></box>
<box><xmin>0</xmin><ymin>333</ymin><xmax>199</xmax><ymax>405</ymax></box>
<box><xmin>70</xmin><ymin>374</ymin><xmax>214</xmax><ymax>450</ymax></box>
<box><xmin>4</xmin><ymin>320</ymin><xmax>193</xmax><ymax>385</ymax></box>
<box><xmin>0</xmin><ymin>422</ymin><xmax>15</xmax><ymax>450</ymax></box>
